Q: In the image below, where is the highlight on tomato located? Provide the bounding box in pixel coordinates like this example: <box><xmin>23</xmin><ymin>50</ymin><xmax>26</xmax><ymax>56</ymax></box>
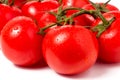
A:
<box><xmin>1</xmin><ymin>16</ymin><xmax>43</xmax><ymax>66</ymax></box>
<box><xmin>42</xmin><ymin>25</ymin><xmax>98</xmax><ymax>75</ymax></box>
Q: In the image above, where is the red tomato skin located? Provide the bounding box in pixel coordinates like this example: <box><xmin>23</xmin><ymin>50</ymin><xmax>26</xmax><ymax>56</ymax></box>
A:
<box><xmin>66</xmin><ymin>10</ymin><xmax>95</xmax><ymax>26</ymax></box>
<box><xmin>0</xmin><ymin>4</ymin><xmax>22</xmax><ymax>32</ymax></box>
<box><xmin>62</xmin><ymin>0</ymin><xmax>89</xmax><ymax>8</ymax></box>
<box><xmin>42</xmin><ymin>25</ymin><xmax>98</xmax><ymax>74</ymax></box>
<box><xmin>35</xmin><ymin>11</ymin><xmax>56</xmax><ymax>28</ymax></box>
<box><xmin>92</xmin><ymin>11</ymin><xmax>120</xmax><ymax>27</ymax></box>
<box><xmin>98</xmin><ymin>18</ymin><xmax>120</xmax><ymax>63</ymax></box>
<box><xmin>92</xmin><ymin>11</ymin><xmax>120</xmax><ymax>63</ymax></box>
<box><xmin>1</xmin><ymin>16</ymin><xmax>43</xmax><ymax>66</ymax></box>
<box><xmin>81</xmin><ymin>3</ymin><xmax>119</xmax><ymax>26</ymax></box>
<box><xmin>22</xmin><ymin>0</ymin><xmax>59</xmax><ymax>18</ymax></box>
<box><xmin>21</xmin><ymin>1</ymin><xmax>41</xmax><ymax>18</ymax></box>
<box><xmin>83</xmin><ymin>3</ymin><xmax>119</xmax><ymax>11</ymax></box>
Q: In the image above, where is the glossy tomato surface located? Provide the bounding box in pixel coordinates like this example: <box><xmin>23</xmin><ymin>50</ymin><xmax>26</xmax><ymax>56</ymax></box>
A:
<box><xmin>81</xmin><ymin>3</ymin><xmax>119</xmax><ymax>26</ymax></box>
<box><xmin>98</xmin><ymin>19</ymin><xmax>120</xmax><ymax>63</ymax></box>
<box><xmin>35</xmin><ymin>11</ymin><xmax>56</xmax><ymax>28</ymax></box>
<box><xmin>83</xmin><ymin>3</ymin><xmax>119</xmax><ymax>11</ymax></box>
<box><xmin>66</xmin><ymin>10</ymin><xmax>95</xmax><ymax>26</ymax></box>
<box><xmin>0</xmin><ymin>4</ymin><xmax>22</xmax><ymax>33</ymax></box>
<box><xmin>42</xmin><ymin>25</ymin><xmax>98</xmax><ymax>75</ymax></box>
<box><xmin>1</xmin><ymin>16</ymin><xmax>43</xmax><ymax>66</ymax></box>
<box><xmin>62</xmin><ymin>0</ymin><xmax>90</xmax><ymax>8</ymax></box>
<box><xmin>22</xmin><ymin>0</ymin><xmax>59</xmax><ymax>18</ymax></box>
<box><xmin>92</xmin><ymin>11</ymin><xmax>120</xmax><ymax>63</ymax></box>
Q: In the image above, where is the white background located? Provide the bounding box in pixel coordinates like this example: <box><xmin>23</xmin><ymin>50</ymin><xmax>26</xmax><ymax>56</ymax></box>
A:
<box><xmin>0</xmin><ymin>0</ymin><xmax>120</xmax><ymax>80</ymax></box>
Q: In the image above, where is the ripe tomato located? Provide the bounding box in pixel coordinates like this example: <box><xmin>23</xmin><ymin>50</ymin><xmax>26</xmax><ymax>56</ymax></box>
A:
<box><xmin>62</xmin><ymin>0</ymin><xmax>90</xmax><ymax>8</ymax></box>
<box><xmin>92</xmin><ymin>11</ymin><xmax>120</xmax><ymax>26</ymax></box>
<box><xmin>35</xmin><ymin>11</ymin><xmax>56</xmax><ymax>28</ymax></box>
<box><xmin>83</xmin><ymin>3</ymin><xmax>119</xmax><ymax>12</ymax></box>
<box><xmin>81</xmin><ymin>3</ymin><xmax>119</xmax><ymax>26</ymax></box>
<box><xmin>22</xmin><ymin>0</ymin><xmax>59</xmax><ymax>18</ymax></box>
<box><xmin>92</xmin><ymin>11</ymin><xmax>120</xmax><ymax>63</ymax></box>
<box><xmin>66</xmin><ymin>10</ymin><xmax>95</xmax><ymax>26</ymax></box>
<box><xmin>42</xmin><ymin>25</ymin><xmax>98</xmax><ymax>74</ymax></box>
<box><xmin>1</xmin><ymin>16</ymin><xmax>43</xmax><ymax>66</ymax></box>
<box><xmin>0</xmin><ymin>4</ymin><xmax>22</xmax><ymax>33</ymax></box>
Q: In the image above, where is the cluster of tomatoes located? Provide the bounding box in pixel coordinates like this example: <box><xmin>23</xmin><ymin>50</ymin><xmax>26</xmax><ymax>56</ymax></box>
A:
<box><xmin>0</xmin><ymin>0</ymin><xmax>120</xmax><ymax>75</ymax></box>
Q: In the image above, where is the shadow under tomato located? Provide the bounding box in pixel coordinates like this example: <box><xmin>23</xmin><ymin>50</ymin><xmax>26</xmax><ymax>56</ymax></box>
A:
<box><xmin>59</xmin><ymin>62</ymin><xmax>120</xmax><ymax>79</ymax></box>
<box><xmin>14</xmin><ymin>59</ymin><xmax>48</xmax><ymax>70</ymax></box>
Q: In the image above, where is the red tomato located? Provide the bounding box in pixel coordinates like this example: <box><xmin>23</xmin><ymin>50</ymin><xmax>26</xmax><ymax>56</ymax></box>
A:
<box><xmin>66</xmin><ymin>10</ymin><xmax>95</xmax><ymax>26</ymax></box>
<box><xmin>42</xmin><ymin>25</ymin><xmax>98</xmax><ymax>75</ymax></box>
<box><xmin>92</xmin><ymin>11</ymin><xmax>120</xmax><ymax>63</ymax></box>
<box><xmin>83</xmin><ymin>3</ymin><xmax>119</xmax><ymax>11</ymax></box>
<box><xmin>0</xmin><ymin>4</ymin><xmax>22</xmax><ymax>33</ymax></box>
<box><xmin>65</xmin><ymin>2</ymin><xmax>119</xmax><ymax>26</ymax></box>
<box><xmin>92</xmin><ymin>11</ymin><xmax>120</xmax><ymax>26</ymax></box>
<box><xmin>1</xmin><ymin>16</ymin><xmax>43</xmax><ymax>66</ymax></box>
<box><xmin>62</xmin><ymin>0</ymin><xmax>90</xmax><ymax>8</ymax></box>
<box><xmin>81</xmin><ymin>3</ymin><xmax>119</xmax><ymax>26</ymax></box>
<box><xmin>35</xmin><ymin>11</ymin><xmax>56</xmax><ymax>28</ymax></box>
<box><xmin>22</xmin><ymin>0</ymin><xmax>59</xmax><ymax>18</ymax></box>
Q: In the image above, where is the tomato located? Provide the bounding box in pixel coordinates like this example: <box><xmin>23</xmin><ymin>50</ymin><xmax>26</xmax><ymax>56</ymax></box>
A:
<box><xmin>21</xmin><ymin>1</ymin><xmax>41</xmax><ymax>18</ymax></box>
<box><xmin>1</xmin><ymin>16</ymin><xmax>43</xmax><ymax>66</ymax></box>
<box><xmin>62</xmin><ymin>0</ymin><xmax>90</xmax><ymax>8</ymax></box>
<box><xmin>83</xmin><ymin>3</ymin><xmax>119</xmax><ymax>11</ymax></box>
<box><xmin>42</xmin><ymin>25</ymin><xmax>98</xmax><ymax>75</ymax></box>
<box><xmin>92</xmin><ymin>11</ymin><xmax>120</xmax><ymax>63</ymax></box>
<box><xmin>81</xmin><ymin>3</ymin><xmax>119</xmax><ymax>26</ymax></box>
<box><xmin>22</xmin><ymin>0</ymin><xmax>59</xmax><ymax>18</ymax></box>
<box><xmin>0</xmin><ymin>4</ymin><xmax>22</xmax><ymax>33</ymax></box>
<box><xmin>92</xmin><ymin>11</ymin><xmax>120</xmax><ymax>26</ymax></box>
<box><xmin>66</xmin><ymin>10</ymin><xmax>95</xmax><ymax>26</ymax></box>
<box><xmin>35</xmin><ymin>11</ymin><xmax>56</xmax><ymax>28</ymax></box>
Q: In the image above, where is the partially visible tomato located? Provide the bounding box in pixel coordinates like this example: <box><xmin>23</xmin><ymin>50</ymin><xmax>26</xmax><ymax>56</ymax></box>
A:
<box><xmin>92</xmin><ymin>11</ymin><xmax>120</xmax><ymax>63</ymax></box>
<box><xmin>42</xmin><ymin>25</ymin><xmax>98</xmax><ymax>75</ymax></box>
<box><xmin>83</xmin><ymin>3</ymin><xmax>119</xmax><ymax>11</ymax></box>
<box><xmin>0</xmin><ymin>4</ymin><xmax>22</xmax><ymax>33</ymax></box>
<box><xmin>22</xmin><ymin>0</ymin><xmax>59</xmax><ymax>18</ymax></box>
<box><xmin>92</xmin><ymin>11</ymin><xmax>120</xmax><ymax>27</ymax></box>
<box><xmin>1</xmin><ymin>16</ymin><xmax>43</xmax><ymax>66</ymax></box>
<box><xmin>35</xmin><ymin>11</ymin><xmax>57</xmax><ymax>28</ymax></box>
<box><xmin>66</xmin><ymin>10</ymin><xmax>95</xmax><ymax>26</ymax></box>
<box><xmin>62</xmin><ymin>0</ymin><xmax>90</xmax><ymax>8</ymax></box>
<box><xmin>81</xmin><ymin>3</ymin><xmax>119</xmax><ymax>26</ymax></box>
<box><xmin>21</xmin><ymin>1</ymin><xmax>41</xmax><ymax>18</ymax></box>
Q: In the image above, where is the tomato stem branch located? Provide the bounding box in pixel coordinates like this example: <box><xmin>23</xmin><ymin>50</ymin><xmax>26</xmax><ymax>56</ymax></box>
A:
<box><xmin>39</xmin><ymin>0</ymin><xmax>114</xmax><ymax>37</ymax></box>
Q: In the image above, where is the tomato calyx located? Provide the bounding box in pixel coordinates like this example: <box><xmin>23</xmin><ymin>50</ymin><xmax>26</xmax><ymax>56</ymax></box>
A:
<box><xmin>91</xmin><ymin>0</ymin><xmax>115</xmax><ymax>37</ymax></box>
<box><xmin>0</xmin><ymin>0</ymin><xmax>9</xmax><ymax>5</ymax></box>
<box><xmin>89</xmin><ymin>0</ymin><xmax>111</xmax><ymax>13</ymax></box>
<box><xmin>92</xmin><ymin>17</ymin><xmax>115</xmax><ymax>37</ymax></box>
<box><xmin>0</xmin><ymin>0</ymin><xmax>16</xmax><ymax>6</ymax></box>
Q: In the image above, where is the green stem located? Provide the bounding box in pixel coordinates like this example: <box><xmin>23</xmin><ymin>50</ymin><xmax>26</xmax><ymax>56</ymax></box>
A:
<box><xmin>92</xmin><ymin>17</ymin><xmax>115</xmax><ymax>38</ymax></box>
<box><xmin>9</xmin><ymin>0</ymin><xmax>14</xmax><ymax>6</ymax></box>
<box><xmin>38</xmin><ymin>20</ymin><xmax>65</xmax><ymax>35</ymax></box>
<box><xmin>39</xmin><ymin>0</ymin><xmax>114</xmax><ymax>37</ymax></box>
<box><xmin>104</xmin><ymin>0</ymin><xmax>111</xmax><ymax>6</ymax></box>
<box><xmin>89</xmin><ymin>1</ymin><xmax>109</xmax><ymax>24</ymax></box>
<box><xmin>58</xmin><ymin>0</ymin><xmax>62</xmax><ymax>5</ymax></box>
<box><xmin>64</xmin><ymin>9</ymin><xmax>97</xmax><ymax>24</ymax></box>
<box><xmin>61</xmin><ymin>7</ymin><xmax>83</xmax><ymax>13</ymax></box>
<box><xmin>1</xmin><ymin>0</ymin><xmax>8</xmax><ymax>5</ymax></box>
